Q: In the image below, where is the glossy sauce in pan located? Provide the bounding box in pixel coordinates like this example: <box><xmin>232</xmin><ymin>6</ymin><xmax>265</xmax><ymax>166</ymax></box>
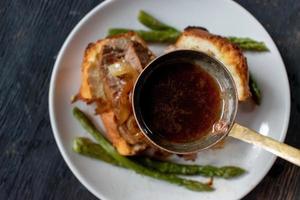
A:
<box><xmin>141</xmin><ymin>62</ymin><xmax>222</xmax><ymax>143</ymax></box>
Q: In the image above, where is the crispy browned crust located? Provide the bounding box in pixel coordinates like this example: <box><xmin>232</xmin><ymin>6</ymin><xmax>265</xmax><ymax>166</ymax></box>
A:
<box><xmin>74</xmin><ymin>40</ymin><xmax>104</xmax><ymax>103</ymax></box>
<box><xmin>75</xmin><ymin>32</ymin><xmax>154</xmax><ymax>155</ymax></box>
<box><xmin>175</xmin><ymin>27</ymin><xmax>251</xmax><ymax>101</ymax></box>
<box><xmin>76</xmin><ymin>32</ymin><xmax>155</xmax><ymax>103</ymax></box>
<box><xmin>75</xmin><ymin>32</ymin><xmax>151</xmax><ymax>104</ymax></box>
<box><xmin>100</xmin><ymin>111</ymin><xmax>134</xmax><ymax>155</ymax></box>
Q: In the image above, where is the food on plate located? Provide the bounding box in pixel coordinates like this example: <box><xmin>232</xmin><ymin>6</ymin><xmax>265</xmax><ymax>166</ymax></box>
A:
<box><xmin>107</xmin><ymin>10</ymin><xmax>265</xmax><ymax>103</ymax></box>
<box><xmin>249</xmin><ymin>74</ymin><xmax>262</xmax><ymax>105</ymax></box>
<box><xmin>75</xmin><ymin>32</ymin><xmax>155</xmax><ymax>155</ymax></box>
<box><xmin>107</xmin><ymin>10</ymin><xmax>181</xmax><ymax>43</ymax></box>
<box><xmin>108</xmin><ymin>10</ymin><xmax>269</xmax><ymax>52</ymax></box>
<box><xmin>174</xmin><ymin>27</ymin><xmax>250</xmax><ymax>101</ymax></box>
<box><xmin>227</xmin><ymin>36</ymin><xmax>269</xmax><ymax>52</ymax></box>
<box><xmin>138</xmin><ymin>10</ymin><xmax>179</xmax><ymax>32</ymax></box>
<box><xmin>108</xmin><ymin>27</ymin><xmax>269</xmax><ymax>51</ymax></box>
<box><xmin>73</xmin><ymin>137</ymin><xmax>245</xmax><ymax>178</ymax></box>
<box><xmin>108</xmin><ymin>28</ymin><xmax>180</xmax><ymax>43</ymax></box>
<box><xmin>73</xmin><ymin>107</ymin><xmax>214</xmax><ymax>191</ymax></box>
<box><xmin>70</xmin><ymin>10</ymin><xmax>272</xmax><ymax>192</ymax></box>
<box><xmin>75</xmin><ymin>32</ymin><xmax>154</xmax><ymax>104</ymax></box>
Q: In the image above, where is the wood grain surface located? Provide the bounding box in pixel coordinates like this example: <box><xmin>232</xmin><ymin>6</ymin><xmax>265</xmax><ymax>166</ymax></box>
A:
<box><xmin>0</xmin><ymin>0</ymin><xmax>299</xmax><ymax>199</ymax></box>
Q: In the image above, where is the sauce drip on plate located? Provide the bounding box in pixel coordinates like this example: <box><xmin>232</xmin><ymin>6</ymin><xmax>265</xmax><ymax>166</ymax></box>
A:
<box><xmin>141</xmin><ymin>61</ymin><xmax>222</xmax><ymax>143</ymax></box>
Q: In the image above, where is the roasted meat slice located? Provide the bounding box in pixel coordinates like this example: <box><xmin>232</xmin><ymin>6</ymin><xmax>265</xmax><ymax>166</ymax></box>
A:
<box><xmin>174</xmin><ymin>27</ymin><xmax>251</xmax><ymax>101</ymax></box>
<box><xmin>76</xmin><ymin>32</ymin><xmax>155</xmax><ymax>155</ymax></box>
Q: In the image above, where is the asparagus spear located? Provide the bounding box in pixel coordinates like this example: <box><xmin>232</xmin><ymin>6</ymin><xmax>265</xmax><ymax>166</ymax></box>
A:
<box><xmin>227</xmin><ymin>37</ymin><xmax>269</xmax><ymax>51</ymax></box>
<box><xmin>73</xmin><ymin>137</ymin><xmax>119</xmax><ymax>165</ymax></box>
<box><xmin>108</xmin><ymin>28</ymin><xmax>267</xmax><ymax>51</ymax></box>
<box><xmin>138</xmin><ymin>10</ymin><xmax>179</xmax><ymax>32</ymax></box>
<box><xmin>136</xmin><ymin>157</ymin><xmax>246</xmax><ymax>179</ymax></box>
<box><xmin>108</xmin><ymin>28</ymin><xmax>180</xmax><ymax>43</ymax></box>
<box><xmin>249</xmin><ymin>74</ymin><xmax>262</xmax><ymax>105</ymax></box>
<box><xmin>108</xmin><ymin>28</ymin><xmax>130</xmax><ymax>35</ymax></box>
<box><xmin>138</xmin><ymin>10</ymin><xmax>268</xmax><ymax>51</ymax></box>
<box><xmin>73</xmin><ymin>137</ymin><xmax>246</xmax><ymax>179</ymax></box>
<box><xmin>73</xmin><ymin>107</ymin><xmax>213</xmax><ymax>191</ymax></box>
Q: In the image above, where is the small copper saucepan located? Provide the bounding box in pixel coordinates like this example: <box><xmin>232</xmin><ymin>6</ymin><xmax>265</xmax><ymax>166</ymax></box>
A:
<box><xmin>132</xmin><ymin>50</ymin><xmax>300</xmax><ymax>166</ymax></box>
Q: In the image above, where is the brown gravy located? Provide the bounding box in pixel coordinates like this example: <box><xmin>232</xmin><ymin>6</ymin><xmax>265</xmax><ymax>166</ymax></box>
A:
<box><xmin>141</xmin><ymin>62</ymin><xmax>222</xmax><ymax>143</ymax></box>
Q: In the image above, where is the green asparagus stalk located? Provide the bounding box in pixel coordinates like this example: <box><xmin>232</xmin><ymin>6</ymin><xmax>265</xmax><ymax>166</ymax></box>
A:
<box><xmin>136</xmin><ymin>157</ymin><xmax>246</xmax><ymax>179</ymax></box>
<box><xmin>107</xmin><ymin>28</ymin><xmax>134</xmax><ymax>36</ymax></box>
<box><xmin>73</xmin><ymin>107</ymin><xmax>213</xmax><ymax>191</ymax></box>
<box><xmin>138</xmin><ymin>10</ymin><xmax>179</xmax><ymax>32</ymax></box>
<box><xmin>108</xmin><ymin>28</ymin><xmax>180</xmax><ymax>43</ymax></box>
<box><xmin>73</xmin><ymin>137</ymin><xmax>119</xmax><ymax>165</ymax></box>
<box><xmin>249</xmin><ymin>74</ymin><xmax>262</xmax><ymax>105</ymax></box>
<box><xmin>73</xmin><ymin>137</ymin><xmax>246</xmax><ymax>179</ymax></box>
<box><xmin>227</xmin><ymin>37</ymin><xmax>269</xmax><ymax>51</ymax></box>
<box><xmin>137</xmin><ymin>10</ymin><xmax>268</xmax><ymax>51</ymax></box>
<box><xmin>109</xmin><ymin>10</ymin><xmax>268</xmax><ymax>51</ymax></box>
<box><xmin>108</xmin><ymin>28</ymin><xmax>267</xmax><ymax>51</ymax></box>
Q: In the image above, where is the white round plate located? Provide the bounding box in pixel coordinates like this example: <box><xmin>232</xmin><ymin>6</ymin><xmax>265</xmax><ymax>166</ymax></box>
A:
<box><xmin>49</xmin><ymin>0</ymin><xmax>290</xmax><ymax>199</ymax></box>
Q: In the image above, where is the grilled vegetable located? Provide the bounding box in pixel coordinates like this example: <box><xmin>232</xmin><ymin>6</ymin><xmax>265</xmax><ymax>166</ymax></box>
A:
<box><xmin>138</xmin><ymin>10</ymin><xmax>179</xmax><ymax>32</ymax></box>
<box><xmin>73</xmin><ymin>137</ymin><xmax>246</xmax><ymax>179</ymax></box>
<box><xmin>108</xmin><ymin>28</ymin><xmax>268</xmax><ymax>52</ymax></box>
<box><xmin>249</xmin><ymin>74</ymin><xmax>262</xmax><ymax>105</ymax></box>
<box><xmin>136</xmin><ymin>157</ymin><xmax>246</xmax><ymax>179</ymax></box>
<box><xmin>73</xmin><ymin>137</ymin><xmax>118</xmax><ymax>165</ymax></box>
<box><xmin>227</xmin><ymin>37</ymin><xmax>269</xmax><ymax>51</ymax></box>
<box><xmin>108</xmin><ymin>28</ymin><xmax>180</xmax><ymax>43</ymax></box>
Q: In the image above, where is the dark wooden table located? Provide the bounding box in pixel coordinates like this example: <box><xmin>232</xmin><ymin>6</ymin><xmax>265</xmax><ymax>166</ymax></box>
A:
<box><xmin>1</xmin><ymin>0</ymin><xmax>299</xmax><ymax>199</ymax></box>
